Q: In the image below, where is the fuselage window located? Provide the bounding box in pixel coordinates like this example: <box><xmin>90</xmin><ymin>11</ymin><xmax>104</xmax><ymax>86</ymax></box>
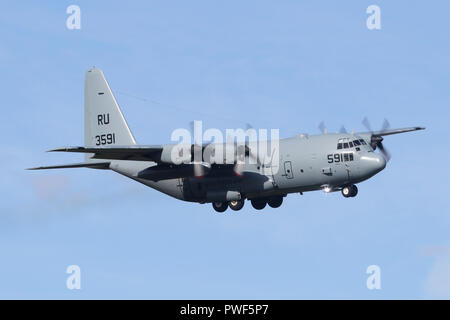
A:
<box><xmin>337</xmin><ymin>143</ymin><xmax>343</xmax><ymax>149</ymax></box>
<box><xmin>359</xmin><ymin>139</ymin><xmax>367</xmax><ymax>145</ymax></box>
<box><xmin>343</xmin><ymin>143</ymin><xmax>349</xmax><ymax>149</ymax></box>
<box><xmin>343</xmin><ymin>153</ymin><xmax>349</xmax><ymax>161</ymax></box>
<box><xmin>353</xmin><ymin>140</ymin><xmax>361</xmax><ymax>146</ymax></box>
<box><xmin>349</xmin><ymin>153</ymin><xmax>354</xmax><ymax>161</ymax></box>
<box><xmin>349</xmin><ymin>141</ymin><xmax>354</xmax><ymax>148</ymax></box>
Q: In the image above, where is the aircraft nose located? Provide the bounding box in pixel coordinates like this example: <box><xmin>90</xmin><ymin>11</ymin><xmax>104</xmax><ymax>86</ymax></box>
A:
<box><xmin>373</xmin><ymin>153</ymin><xmax>386</xmax><ymax>172</ymax></box>
<box><xmin>360</xmin><ymin>152</ymin><xmax>386</xmax><ymax>176</ymax></box>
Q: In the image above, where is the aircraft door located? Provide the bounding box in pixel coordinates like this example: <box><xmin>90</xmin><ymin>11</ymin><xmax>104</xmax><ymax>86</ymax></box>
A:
<box><xmin>283</xmin><ymin>161</ymin><xmax>294</xmax><ymax>179</ymax></box>
<box><xmin>344</xmin><ymin>163</ymin><xmax>351</xmax><ymax>181</ymax></box>
<box><xmin>272</xmin><ymin>159</ymin><xmax>297</xmax><ymax>189</ymax></box>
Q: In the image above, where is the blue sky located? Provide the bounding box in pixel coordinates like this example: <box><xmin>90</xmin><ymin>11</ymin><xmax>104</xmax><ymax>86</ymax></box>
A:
<box><xmin>0</xmin><ymin>1</ymin><xmax>449</xmax><ymax>299</ymax></box>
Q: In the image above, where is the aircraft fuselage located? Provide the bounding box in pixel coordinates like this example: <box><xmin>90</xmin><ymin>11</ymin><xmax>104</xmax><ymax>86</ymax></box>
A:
<box><xmin>110</xmin><ymin>133</ymin><xmax>386</xmax><ymax>203</ymax></box>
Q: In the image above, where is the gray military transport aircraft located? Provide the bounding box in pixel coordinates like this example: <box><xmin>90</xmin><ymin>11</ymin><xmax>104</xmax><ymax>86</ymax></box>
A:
<box><xmin>29</xmin><ymin>68</ymin><xmax>424</xmax><ymax>212</ymax></box>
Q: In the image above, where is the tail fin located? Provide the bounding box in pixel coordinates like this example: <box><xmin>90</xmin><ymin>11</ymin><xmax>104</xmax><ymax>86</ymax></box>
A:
<box><xmin>84</xmin><ymin>68</ymin><xmax>137</xmax><ymax>157</ymax></box>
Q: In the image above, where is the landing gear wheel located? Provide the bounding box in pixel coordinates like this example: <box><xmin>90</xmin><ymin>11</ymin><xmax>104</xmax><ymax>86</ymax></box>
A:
<box><xmin>251</xmin><ymin>199</ymin><xmax>267</xmax><ymax>210</ymax></box>
<box><xmin>268</xmin><ymin>196</ymin><xmax>283</xmax><ymax>208</ymax></box>
<box><xmin>341</xmin><ymin>186</ymin><xmax>352</xmax><ymax>198</ymax></box>
<box><xmin>212</xmin><ymin>201</ymin><xmax>228</xmax><ymax>213</ymax></box>
<box><xmin>342</xmin><ymin>185</ymin><xmax>358</xmax><ymax>198</ymax></box>
<box><xmin>350</xmin><ymin>185</ymin><xmax>358</xmax><ymax>197</ymax></box>
<box><xmin>229</xmin><ymin>199</ymin><xmax>245</xmax><ymax>211</ymax></box>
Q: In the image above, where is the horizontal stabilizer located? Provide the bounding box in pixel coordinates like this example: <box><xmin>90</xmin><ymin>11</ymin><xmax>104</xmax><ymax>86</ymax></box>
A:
<box><xmin>49</xmin><ymin>145</ymin><xmax>163</xmax><ymax>161</ymax></box>
<box><xmin>27</xmin><ymin>161</ymin><xmax>110</xmax><ymax>170</ymax></box>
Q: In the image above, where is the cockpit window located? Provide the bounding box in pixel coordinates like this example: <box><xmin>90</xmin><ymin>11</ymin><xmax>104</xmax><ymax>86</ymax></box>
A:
<box><xmin>338</xmin><ymin>138</ymin><xmax>367</xmax><ymax>150</ymax></box>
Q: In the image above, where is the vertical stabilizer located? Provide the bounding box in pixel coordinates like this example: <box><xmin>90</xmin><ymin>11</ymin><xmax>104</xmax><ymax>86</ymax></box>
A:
<box><xmin>84</xmin><ymin>68</ymin><xmax>136</xmax><ymax>161</ymax></box>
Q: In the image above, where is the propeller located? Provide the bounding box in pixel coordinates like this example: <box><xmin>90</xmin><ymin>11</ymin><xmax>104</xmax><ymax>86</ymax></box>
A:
<box><xmin>190</xmin><ymin>120</ymin><xmax>207</xmax><ymax>178</ymax></box>
<box><xmin>189</xmin><ymin>121</ymin><xmax>261</xmax><ymax>177</ymax></box>
<box><xmin>232</xmin><ymin>123</ymin><xmax>262</xmax><ymax>177</ymax></box>
<box><xmin>243</xmin><ymin>123</ymin><xmax>261</xmax><ymax>166</ymax></box>
<box><xmin>190</xmin><ymin>144</ymin><xmax>206</xmax><ymax>178</ymax></box>
<box><xmin>233</xmin><ymin>144</ymin><xmax>246</xmax><ymax>177</ymax></box>
<box><xmin>362</xmin><ymin>117</ymin><xmax>391</xmax><ymax>162</ymax></box>
<box><xmin>232</xmin><ymin>143</ymin><xmax>262</xmax><ymax>176</ymax></box>
<box><xmin>318</xmin><ymin>121</ymin><xmax>327</xmax><ymax>134</ymax></box>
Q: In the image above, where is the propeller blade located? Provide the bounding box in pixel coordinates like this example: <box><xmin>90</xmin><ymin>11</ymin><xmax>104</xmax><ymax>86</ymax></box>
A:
<box><xmin>318</xmin><ymin>121</ymin><xmax>327</xmax><ymax>134</ymax></box>
<box><xmin>193</xmin><ymin>162</ymin><xmax>204</xmax><ymax>178</ymax></box>
<box><xmin>190</xmin><ymin>120</ymin><xmax>203</xmax><ymax>145</ymax></box>
<box><xmin>362</xmin><ymin>117</ymin><xmax>372</xmax><ymax>132</ymax></box>
<box><xmin>377</xmin><ymin>141</ymin><xmax>391</xmax><ymax>162</ymax></box>
<box><xmin>247</xmin><ymin>144</ymin><xmax>262</xmax><ymax>167</ymax></box>
<box><xmin>233</xmin><ymin>143</ymin><xmax>262</xmax><ymax>177</ymax></box>
<box><xmin>233</xmin><ymin>144</ymin><xmax>247</xmax><ymax>177</ymax></box>
<box><xmin>381</xmin><ymin>118</ymin><xmax>391</xmax><ymax>132</ymax></box>
<box><xmin>191</xmin><ymin>143</ymin><xmax>207</xmax><ymax>177</ymax></box>
<box><xmin>233</xmin><ymin>163</ymin><xmax>244</xmax><ymax>176</ymax></box>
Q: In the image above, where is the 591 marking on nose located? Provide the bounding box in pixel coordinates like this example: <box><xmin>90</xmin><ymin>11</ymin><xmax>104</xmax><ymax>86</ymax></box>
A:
<box><xmin>327</xmin><ymin>153</ymin><xmax>354</xmax><ymax>163</ymax></box>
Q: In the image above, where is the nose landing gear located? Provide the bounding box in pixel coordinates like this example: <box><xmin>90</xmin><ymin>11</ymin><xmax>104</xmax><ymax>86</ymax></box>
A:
<box><xmin>341</xmin><ymin>185</ymin><xmax>358</xmax><ymax>198</ymax></box>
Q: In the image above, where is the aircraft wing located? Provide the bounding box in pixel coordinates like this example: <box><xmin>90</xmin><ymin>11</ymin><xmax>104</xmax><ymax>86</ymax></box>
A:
<box><xmin>359</xmin><ymin>126</ymin><xmax>425</xmax><ymax>137</ymax></box>
<box><xmin>49</xmin><ymin>145</ymin><xmax>164</xmax><ymax>162</ymax></box>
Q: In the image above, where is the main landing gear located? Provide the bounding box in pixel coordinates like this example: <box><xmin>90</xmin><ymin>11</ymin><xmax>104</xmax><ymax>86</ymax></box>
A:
<box><xmin>251</xmin><ymin>199</ymin><xmax>266</xmax><ymax>210</ymax></box>
<box><xmin>212</xmin><ymin>196</ymin><xmax>284</xmax><ymax>212</ymax></box>
<box><xmin>267</xmin><ymin>196</ymin><xmax>283</xmax><ymax>208</ymax></box>
<box><xmin>229</xmin><ymin>199</ymin><xmax>245</xmax><ymax>211</ymax></box>
<box><xmin>212</xmin><ymin>201</ymin><xmax>228</xmax><ymax>213</ymax></box>
<box><xmin>251</xmin><ymin>196</ymin><xmax>283</xmax><ymax>210</ymax></box>
<box><xmin>212</xmin><ymin>199</ymin><xmax>245</xmax><ymax>213</ymax></box>
<box><xmin>341</xmin><ymin>185</ymin><xmax>358</xmax><ymax>198</ymax></box>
